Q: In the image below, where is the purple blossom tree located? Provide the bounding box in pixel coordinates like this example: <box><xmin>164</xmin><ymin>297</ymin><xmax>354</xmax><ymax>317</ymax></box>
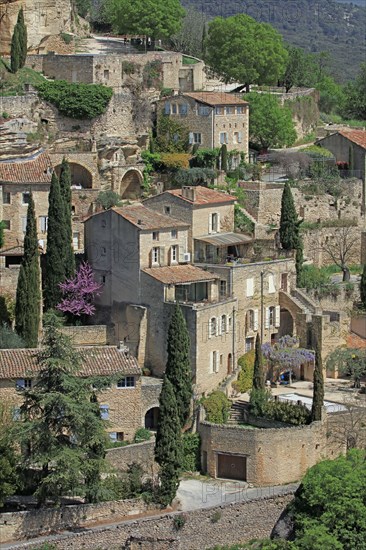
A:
<box><xmin>262</xmin><ymin>335</ymin><xmax>315</xmax><ymax>382</ymax></box>
<box><xmin>57</xmin><ymin>262</ymin><xmax>102</xmax><ymax>318</ymax></box>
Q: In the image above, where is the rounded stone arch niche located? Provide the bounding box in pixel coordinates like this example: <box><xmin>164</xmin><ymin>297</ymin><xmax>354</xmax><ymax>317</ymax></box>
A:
<box><xmin>144</xmin><ymin>405</ymin><xmax>160</xmax><ymax>431</ymax></box>
<box><xmin>277</xmin><ymin>308</ymin><xmax>294</xmax><ymax>338</ymax></box>
<box><xmin>120</xmin><ymin>168</ymin><xmax>143</xmax><ymax>199</ymax></box>
<box><xmin>55</xmin><ymin>162</ymin><xmax>93</xmax><ymax>189</ymax></box>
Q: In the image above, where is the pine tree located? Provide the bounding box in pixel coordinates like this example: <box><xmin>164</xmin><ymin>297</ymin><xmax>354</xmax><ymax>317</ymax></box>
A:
<box><xmin>10</xmin><ymin>23</ymin><xmax>21</xmax><ymax>74</ymax></box>
<box><xmin>279</xmin><ymin>181</ymin><xmax>299</xmax><ymax>250</ymax></box>
<box><xmin>44</xmin><ymin>172</ymin><xmax>67</xmax><ymax>311</ymax></box>
<box><xmin>252</xmin><ymin>333</ymin><xmax>265</xmax><ymax>391</ymax></box>
<box><xmin>16</xmin><ymin>312</ymin><xmax>109</xmax><ymax>506</ymax></box>
<box><xmin>165</xmin><ymin>303</ymin><xmax>192</xmax><ymax>428</ymax></box>
<box><xmin>221</xmin><ymin>144</ymin><xmax>228</xmax><ymax>172</ymax></box>
<box><xmin>311</xmin><ymin>344</ymin><xmax>324</xmax><ymax>422</ymax></box>
<box><xmin>15</xmin><ymin>193</ymin><xmax>41</xmax><ymax>348</ymax></box>
<box><xmin>17</xmin><ymin>8</ymin><xmax>27</xmax><ymax>69</ymax></box>
<box><xmin>155</xmin><ymin>377</ymin><xmax>182</xmax><ymax>506</ymax></box>
<box><xmin>59</xmin><ymin>158</ymin><xmax>75</xmax><ymax>278</ymax></box>
<box><xmin>361</xmin><ymin>264</ymin><xmax>366</xmax><ymax>310</ymax></box>
<box><xmin>296</xmin><ymin>238</ymin><xmax>304</xmax><ymax>287</ymax></box>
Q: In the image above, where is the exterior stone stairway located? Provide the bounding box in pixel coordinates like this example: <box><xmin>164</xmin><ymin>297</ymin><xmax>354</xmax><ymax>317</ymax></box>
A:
<box><xmin>228</xmin><ymin>400</ymin><xmax>247</xmax><ymax>425</ymax></box>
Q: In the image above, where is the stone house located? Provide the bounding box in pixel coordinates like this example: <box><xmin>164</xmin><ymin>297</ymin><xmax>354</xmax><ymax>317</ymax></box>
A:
<box><xmin>0</xmin><ymin>345</ymin><xmax>143</xmax><ymax>442</ymax></box>
<box><xmin>158</xmin><ymin>92</ymin><xmax>249</xmax><ymax>160</ymax></box>
<box><xmin>84</xmin><ymin>202</ymin><xmax>238</xmax><ymax>394</ymax></box>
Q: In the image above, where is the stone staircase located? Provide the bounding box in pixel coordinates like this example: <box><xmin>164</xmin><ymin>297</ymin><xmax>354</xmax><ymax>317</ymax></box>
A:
<box><xmin>228</xmin><ymin>400</ymin><xmax>247</xmax><ymax>425</ymax></box>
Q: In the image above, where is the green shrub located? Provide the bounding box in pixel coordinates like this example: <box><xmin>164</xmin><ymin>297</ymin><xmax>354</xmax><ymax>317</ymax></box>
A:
<box><xmin>173</xmin><ymin>513</ymin><xmax>186</xmax><ymax>530</ymax></box>
<box><xmin>96</xmin><ymin>190</ymin><xmax>121</xmax><ymax>210</ymax></box>
<box><xmin>300</xmin><ymin>145</ymin><xmax>334</xmax><ymax>158</ymax></box>
<box><xmin>134</xmin><ymin>428</ymin><xmax>152</xmax><ymax>443</ymax></box>
<box><xmin>234</xmin><ymin>204</ymin><xmax>255</xmax><ymax>234</ymax></box>
<box><xmin>202</xmin><ymin>391</ymin><xmax>231</xmax><ymax>424</ymax></box>
<box><xmin>174</xmin><ymin>167</ymin><xmax>216</xmax><ymax>186</ymax></box>
<box><xmin>235</xmin><ymin>350</ymin><xmax>255</xmax><ymax>393</ymax></box>
<box><xmin>60</xmin><ymin>33</ymin><xmax>73</xmax><ymax>44</ymax></box>
<box><xmin>37</xmin><ymin>80</ymin><xmax>113</xmax><ymax>119</ymax></box>
<box><xmin>122</xmin><ymin>61</ymin><xmax>137</xmax><ymax>75</ymax></box>
<box><xmin>182</xmin><ymin>433</ymin><xmax>200</xmax><ymax>472</ymax></box>
<box><xmin>264</xmin><ymin>400</ymin><xmax>311</xmax><ymax>425</ymax></box>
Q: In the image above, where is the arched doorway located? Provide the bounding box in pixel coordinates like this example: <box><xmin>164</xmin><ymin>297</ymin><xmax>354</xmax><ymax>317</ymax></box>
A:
<box><xmin>120</xmin><ymin>169</ymin><xmax>143</xmax><ymax>199</ymax></box>
<box><xmin>144</xmin><ymin>407</ymin><xmax>159</xmax><ymax>430</ymax></box>
<box><xmin>278</xmin><ymin>308</ymin><xmax>294</xmax><ymax>338</ymax></box>
<box><xmin>227</xmin><ymin>353</ymin><xmax>233</xmax><ymax>374</ymax></box>
<box><xmin>55</xmin><ymin>163</ymin><xmax>93</xmax><ymax>188</ymax></box>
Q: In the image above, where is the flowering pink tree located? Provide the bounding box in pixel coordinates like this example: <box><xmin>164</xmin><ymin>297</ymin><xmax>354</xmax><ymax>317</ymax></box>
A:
<box><xmin>57</xmin><ymin>262</ymin><xmax>102</xmax><ymax>317</ymax></box>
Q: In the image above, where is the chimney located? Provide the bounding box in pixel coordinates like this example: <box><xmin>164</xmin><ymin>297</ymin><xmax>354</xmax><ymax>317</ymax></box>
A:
<box><xmin>182</xmin><ymin>186</ymin><xmax>196</xmax><ymax>202</ymax></box>
<box><xmin>137</xmin><ymin>219</ymin><xmax>142</xmax><ymax>225</ymax></box>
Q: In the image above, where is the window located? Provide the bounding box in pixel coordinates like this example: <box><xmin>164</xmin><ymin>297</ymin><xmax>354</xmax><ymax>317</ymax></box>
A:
<box><xmin>39</xmin><ymin>216</ymin><xmax>48</xmax><ymax>233</ymax></box>
<box><xmin>179</xmin><ymin>104</ymin><xmax>188</xmax><ymax>115</ymax></box>
<box><xmin>2</xmin><ymin>191</ymin><xmax>10</xmax><ymax>204</ymax></box>
<box><xmin>101</xmin><ymin>275</ymin><xmax>106</xmax><ymax>284</ymax></box>
<box><xmin>164</xmin><ymin>101</ymin><xmax>171</xmax><ymax>115</ymax></box>
<box><xmin>219</xmin><ymin>132</ymin><xmax>228</xmax><ymax>144</ymax></box>
<box><xmin>210</xmin><ymin>212</ymin><xmax>219</xmax><ymax>233</ymax></box>
<box><xmin>215</xmin><ymin>106</ymin><xmax>224</xmax><ymax>115</ymax></box>
<box><xmin>268</xmin><ymin>274</ymin><xmax>276</xmax><ymax>294</ymax></box>
<box><xmin>117</xmin><ymin>376</ymin><xmax>135</xmax><ymax>388</ymax></box>
<box><xmin>71</xmin><ymin>205</ymin><xmax>76</xmax><ymax>215</ymax></box>
<box><xmin>193</xmin><ymin>133</ymin><xmax>202</xmax><ymax>144</ymax></box>
<box><xmin>100</xmin><ymin>405</ymin><xmax>109</xmax><ymax>420</ymax></box>
<box><xmin>16</xmin><ymin>378</ymin><xmax>32</xmax><ymax>390</ymax></box>
<box><xmin>104</xmin><ymin>69</ymin><xmax>109</xmax><ymax>79</ymax></box>
<box><xmin>247</xmin><ymin>309</ymin><xmax>255</xmax><ymax>331</ymax></box>
<box><xmin>237</xmin><ymin>106</ymin><xmax>245</xmax><ymax>114</ymax></box>
<box><xmin>101</xmin><ymin>219</ymin><xmax>106</xmax><ymax>228</ymax></box>
<box><xmin>172</xmin><ymin>103</ymin><xmax>177</xmax><ymax>114</ymax></box>
<box><xmin>209</xmin><ymin>317</ymin><xmax>217</xmax><ymax>338</ymax></box>
<box><xmin>269</xmin><ymin>306</ymin><xmax>275</xmax><ymax>326</ymax></box>
<box><xmin>152</xmin><ymin>247</ymin><xmax>160</xmax><ymax>265</ymax></box>
<box><xmin>210</xmin><ymin>350</ymin><xmax>219</xmax><ymax>373</ymax></box>
<box><xmin>171</xmin><ymin>244</ymin><xmax>178</xmax><ymax>263</ymax></box>
<box><xmin>226</xmin><ymin>106</ymin><xmax>234</xmax><ymax>114</ymax></box>
<box><xmin>221</xmin><ymin>315</ymin><xmax>227</xmax><ymax>333</ymax></box>
<box><xmin>101</xmin><ymin>246</ymin><xmax>107</xmax><ymax>256</ymax></box>
<box><xmin>245</xmin><ymin>337</ymin><xmax>254</xmax><ymax>352</ymax></box>
<box><xmin>233</xmin><ymin>131</ymin><xmax>242</xmax><ymax>144</ymax></box>
<box><xmin>171</xmin><ymin>229</ymin><xmax>177</xmax><ymax>239</ymax></box>
<box><xmin>246</xmin><ymin>278</ymin><xmax>254</xmax><ymax>297</ymax></box>
<box><xmin>109</xmin><ymin>432</ymin><xmax>117</xmax><ymax>442</ymax></box>
<box><xmin>2</xmin><ymin>220</ymin><xmax>10</xmax><ymax>230</ymax></box>
<box><xmin>165</xmin><ymin>206</ymin><xmax>171</xmax><ymax>215</ymax></box>
<box><xmin>22</xmin><ymin>192</ymin><xmax>30</xmax><ymax>205</ymax></box>
<box><xmin>220</xmin><ymin>280</ymin><xmax>227</xmax><ymax>297</ymax></box>
<box><xmin>198</xmin><ymin>105</ymin><xmax>210</xmax><ymax>116</ymax></box>
<box><xmin>21</xmin><ymin>216</ymin><xmax>27</xmax><ymax>233</ymax></box>
<box><xmin>152</xmin><ymin>231</ymin><xmax>159</xmax><ymax>241</ymax></box>
<box><xmin>73</xmin><ymin>232</ymin><xmax>80</xmax><ymax>251</ymax></box>
<box><xmin>220</xmin><ymin>354</ymin><xmax>223</xmax><ymax>370</ymax></box>
<box><xmin>116</xmin><ymin>432</ymin><xmax>124</xmax><ymax>441</ymax></box>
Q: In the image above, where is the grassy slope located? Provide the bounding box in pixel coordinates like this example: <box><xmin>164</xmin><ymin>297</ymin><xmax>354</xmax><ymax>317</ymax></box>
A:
<box><xmin>0</xmin><ymin>59</ymin><xmax>45</xmax><ymax>97</ymax></box>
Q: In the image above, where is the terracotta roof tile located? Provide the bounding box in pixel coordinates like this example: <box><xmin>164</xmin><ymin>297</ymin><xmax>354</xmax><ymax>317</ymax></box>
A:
<box><xmin>337</xmin><ymin>130</ymin><xmax>366</xmax><ymax>150</ymax></box>
<box><xmin>112</xmin><ymin>204</ymin><xmax>189</xmax><ymax>230</ymax></box>
<box><xmin>0</xmin><ymin>150</ymin><xmax>53</xmax><ymax>184</ymax></box>
<box><xmin>183</xmin><ymin>92</ymin><xmax>248</xmax><ymax>107</ymax></box>
<box><xmin>347</xmin><ymin>333</ymin><xmax>366</xmax><ymax>349</ymax></box>
<box><xmin>142</xmin><ymin>264</ymin><xmax>218</xmax><ymax>284</ymax></box>
<box><xmin>0</xmin><ymin>346</ymin><xmax>141</xmax><ymax>379</ymax></box>
<box><xmin>167</xmin><ymin>186</ymin><xmax>235</xmax><ymax>206</ymax></box>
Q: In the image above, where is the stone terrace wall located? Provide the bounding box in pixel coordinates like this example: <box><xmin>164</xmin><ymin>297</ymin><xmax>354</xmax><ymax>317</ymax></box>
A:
<box><xmin>106</xmin><ymin>439</ymin><xmax>158</xmax><ymax>475</ymax></box>
<box><xmin>6</xmin><ymin>492</ymin><xmax>295</xmax><ymax>549</ymax></box>
<box><xmin>306</xmin><ymin>283</ymin><xmax>360</xmax><ymax>312</ymax></box>
<box><xmin>60</xmin><ymin>325</ymin><xmax>108</xmax><ymax>346</ymax></box>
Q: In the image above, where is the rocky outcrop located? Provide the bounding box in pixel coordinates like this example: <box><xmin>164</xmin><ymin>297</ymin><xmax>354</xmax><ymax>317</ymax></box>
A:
<box><xmin>0</xmin><ymin>0</ymin><xmax>73</xmax><ymax>54</ymax></box>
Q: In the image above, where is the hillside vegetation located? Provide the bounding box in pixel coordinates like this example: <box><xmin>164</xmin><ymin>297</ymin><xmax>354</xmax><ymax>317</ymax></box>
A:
<box><xmin>183</xmin><ymin>0</ymin><xmax>366</xmax><ymax>81</ymax></box>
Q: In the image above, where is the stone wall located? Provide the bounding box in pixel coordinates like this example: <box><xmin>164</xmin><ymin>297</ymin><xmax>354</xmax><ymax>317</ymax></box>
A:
<box><xmin>60</xmin><ymin>325</ymin><xmax>108</xmax><ymax>346</ymax></box>
<box><xmin>106</xmin><ymin>439</ymin><xmax>157</xmax><ymax>475</ymax></box>
<box><xmin>5</xmin><ymin>492</ymin><xmax>295</xmax><ymax>549</ymax></box>
<box><xmin>306</xmin><ymin>282</ymin><xmax>360</xmax><ymax>312</ymax></box>
<box><xmin>302</xmin><ymin>226</ymin><xmax>361</xmax><ymax>267</ymax></box>
<box><xmin>351</xmin><ymin>314</ymin><xmax>366</xmax><ymax>339</ymax></box>
<box><xmin>0</xmin><ymin>265</ymin><xmax>20</xmax><ymax>296</ymax></box>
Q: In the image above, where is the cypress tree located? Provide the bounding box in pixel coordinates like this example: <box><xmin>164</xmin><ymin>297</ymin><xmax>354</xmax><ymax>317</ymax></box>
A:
<box><xmin>59</xmin><ymin>158</ymin><xmax>75</xmax><ymax>278</ymax></box>
<box><xmin>201</xmin><ymin>24</ymin><xmax>207</xmax><ymax>57</ymax></box>
<box><xmin>252</xmin><ymin>333</ymin><xmax>265</xmax><ymax>391</ymax></box>
<box><xmin>360</xmin><ymin>264</ymin><xmax>366</xmax><ymax>310</ymax></box>
<box><xmin>221</xmin><ymin>144</ymin><xmax>228</xmax><ymax>172</ymax></box>
<box><xmin>155</xmin><ymin>377</ymin><xmax>182</xmax><ymax>506</ymax></box>
<box><xmin>44</xmin><ymin>172</ymin><xmax>67</xmax><ymax>311</ymax></box>
<box><xmin>10</xmin><ymin>23</ymin><xmax>21</xmax><ymax>74</ymax></box>
<box><xmin>311</xmin><ymin>344</ymin><xmax>324</xmax><ymax>422</ymax></box>
<box><xmin>165</xmin><ymin>303</ymin><xmax>192</xmax><ymax>428</ymax></box>
<box><xmin>279</xmin><ymin>181</ymin><xmax>299</xmax><ymax>250</ymax></box>
<box><xmin>15</xmin><ymin>193</ymin><xmax>41</xmax><ymax>347</ymax></box>
<box><xmin>17</xmin><ymin>8</ymin><xmax>27</xmax><ymax>69</ymax></box>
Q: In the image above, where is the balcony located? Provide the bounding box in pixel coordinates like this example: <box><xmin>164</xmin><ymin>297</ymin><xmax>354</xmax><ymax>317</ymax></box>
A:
<box><xmin>164</xmin><ymin>281</ymin><xmax>234</xmax><ymax>309</ymax></box>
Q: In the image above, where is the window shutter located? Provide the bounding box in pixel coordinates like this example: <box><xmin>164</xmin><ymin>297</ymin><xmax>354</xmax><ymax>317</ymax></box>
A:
<box><xmin>238</xmin><ymin>132</ymin><xmax>242</xmax><ymax>143</ymax></box>
<box><xmin>264</xmin><ymin>307</ymin><xmax>270</xmax><ymax>329</ymax></box>
<box><xmin>209</xmin><ymin>351</ymin><xmax>213</xmax><ymax>373</ymax></box>
<box><xmin>254</xmin><ymin>309</ymin><xmax>259</xmax><ymax>331</ymax></box>
<box><xmin>208</xmin><ymin>320</ymin><xmax>212</xmax><ymax>340</ymax></box>
<box><xmin>275</xmin><ymin>305</ymin><xmax>281</xmax><ymax>327</ymax></box>
<box><xmin>246</xmin><ymin>278</ymin><xmax>254</xmax><ymax>297</ymax></box>
<box><xmin>16</xmin><ymin>379</ymin><xmax>25</xmax><ymax>390</ymax></box>
<box><xmin>220</xmin><ymin>133</ymin><xmax>224</xmax><ymax>144</ymax></box>
<box><xmin>217</xmin><ymin>212</ymin><xmax>221</xmax><ymax>232</ymax></box>
<box><xmin>268</xmin><ymin>274</ymin><xmax>276</xmax><ymax>294</ymax></box>
<box><xmin>215</xmin><ymin>317</ymin><xmax>219</xmax><ymax>336</ymax></box>
<box><xmin>164</xmin><ymin>102</ymin><xmax>170</xmax><ymax>115</ymax></box>
<box><xmin>208</xmin><ymin>214</ymin><xmax>213</xmax><ymax>234</ymax></box>
<box><xmin>216</xmin><ymin>351</ymin><xmax>220</xmax><ymax>372</ymax></box>
<box><xmin>100</xmin><ymin>405</ymin><xmax>109</xmax><ymax>420</ymax></box>
<box><xmin>109</xmin><ymin>432</ymin><xmax>117</xmax><ymax>441</ymax></box>
<box><xmin>189</xmin><ymin>132</ymin><xmax>194</xmax><ymax>144</ymax></box>
<box><xmin>225</xmin><ymin>133</ymin><xmax>229</xmax><ymax>144</ymax></box>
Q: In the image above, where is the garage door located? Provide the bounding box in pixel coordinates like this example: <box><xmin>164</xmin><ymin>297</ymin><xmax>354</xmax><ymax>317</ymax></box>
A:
<box><xmin>217</xmin><ymin>453</ymin><xmax>247</xmax><ymax>481</ymax></box>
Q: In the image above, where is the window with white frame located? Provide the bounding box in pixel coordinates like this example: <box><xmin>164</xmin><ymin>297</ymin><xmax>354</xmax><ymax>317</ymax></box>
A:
<box><xmin>22</xmin><ymin>192</ymin><xmax>30</xmax><ymax>205</ymax></box>
<box><xmin>221</xmin><ymin>314</ymin><xmax>227</xmax><ymax>333</ymax></box>
<box><xmin>117</xmin><ymin>376</ymin><xmax>135</xmax><ymax>388</ymax></box>
<box><xmin>210</xmin><ymin>350</ymin><xmax>219</xmax><ymax>373</ymax></box>
<box><xmin>233</xmin><ymin>131</ymin><xmax>243</xmax><ymax>144</ymax></box>
<box><xmin>226</xmin><ymin>106</ymin><xmax>234</xmax><ymax>114</ymax></box>
<box><xmin>73</xmin><ymin>232</ymin><xmax>80</xmax><ymax>251</ymax></box>
<box><xmin>193</xmin><ymin>133</ymin><xmax>202</xmax><ymax>144</ymax></box>
<box><xmin>209</xmin><ymin>317</ymin><xmax>217</xmax><ymax>337</ymax></box>
<box><xmin>269</xmin><ymin>306</ymin><xmax>275</xmax><ymax>326</ymax></box>
<box><xmin>220</xmin><ymin>280</ymin><xmax>227</xmax><ymax>297</ymax></box>
<box><xmin>152</xmin><ymin>247</ymin><xmax>160</xmax><ymax>265</ymax></box>
<box><xmin>245</xmin><ymin>337</ymin><xmax>254</xmax><ymax>352</ymax></box>
<box><xmin>237</xmin><ymin>106</ymin><xmax>245</xmax><ymax>114</ymax></box>
<box><xmin>268</xmin><ymin>274</ymin><xmax>276</xmax><ymax>294</ymax></box>
<box><xmin>39</xmin><ymin>216</ymin><xmax>48</xmax><ymax>233</ymax></box>
<box><xmin>99</xmin><ymin>405</ymin><xmax>109</xmax><ymax>420</ymax></box>
<box><xmin>246</xmin><ymin>278</ymin><xmax>254</xmax><ymax>297</ymax></box>
<box><xmin>215</xmin><ymin>106</ymin><xmax>224</xmax><ymax>115</ymax></box>
<box><xmin>171</xmin><ymin>244</ymin><xmax>178</xmax><ymax>263</ymax></box>
<box><xmin>219</xmin><ymin>132</ymin><xmax>228</xmax><ymax>144</ymax></box>
<box><xmin>210</xmin><ymin>212</ymin><xmax>219</xmax><ymax>233</ymax></box>
<box><xmin>246</xmin><ymin>309</ymin><xmax>255</xmax><ymax>331</ymax></box>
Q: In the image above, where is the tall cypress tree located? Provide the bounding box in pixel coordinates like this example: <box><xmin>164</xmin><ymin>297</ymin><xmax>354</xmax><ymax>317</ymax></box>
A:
<box><xmin>252</xmin><ymin>333</ymin><xmax>265</xmax><ymax>391</ymax></box>
<box><xmin>165</xmin><ymin>303</ymin><xmax>192</xmax><ymax>428</ymax></box>
<box><xmin>311</xmin><ymin>344</ymin><xmax>324</xmax><ymax>422</ymax></box>
<box><xmin>59</xmin><ymin>158</ymin><xmax>75</xmax><ymax>278</ymax></box>
<box><xmin>44</xmin><ymin>172</ymin><xmax>67</xmax><ymax>311</ymax></box>
<box><xmin>221</xmin><ymin>144</ymin><xmax>228</xmax><ymax>172</ymax></box>
<box><xmin>15</xmin><ymin>193</ymin><xmax>41</xmax><ymax>347</ymax></box>
<box><xmin>155</xmin><ymin>377</ymin><xmax>182</xmax><ymax>506</ymax></box>
<box><xmin>279</xmin><ymin>181</ymin><xmax>299</xmax><ymax>250</ymax></box>
<box><xmin>17</xmin><ymin>8</ymin><xmax>27</xmax><ymax>69</ymax></box>
<box><xmin>360</xmin><ymin>264</ymin><xmax>366</xmax><ymax>310</ymax></box>
<box><xmin>10</xmin><ymin>23</ymin><xmax>21</xmax><ymax>74</ymax></box>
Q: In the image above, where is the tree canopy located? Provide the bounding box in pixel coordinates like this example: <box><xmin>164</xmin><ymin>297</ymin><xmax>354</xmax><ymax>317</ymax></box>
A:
<box><xmin>104</xmin><ymin>0</ymin><xmax>185</xmax><ymax>40</ymax></box>
<box><xmin>343</xmin><ymin>62</ymin><xmax>366</xmax><ymax>120</ymax></box>
<box><xmin>279</xmin><ymin>181</ymin><xmax>301</xmax><ymax>250</ymax></box>
<box><xmin>326</xmin><ymin>347</ymin><xmax>366</xmax><ymax>388</ymax></box>
<box><xmin>245</xmin><ymin>93</ymin><xmax>296</xmax><ymax>149</ymax></box>
<box><xmin>204</xmin><ymin>14</ymin><xmax>287</xmax><ymax>89</ymax></box>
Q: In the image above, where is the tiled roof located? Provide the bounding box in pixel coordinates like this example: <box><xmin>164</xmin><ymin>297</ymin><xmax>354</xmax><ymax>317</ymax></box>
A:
<box><xmin>112</xmin><ymin>204</ymin><xmax>189</xmax><ymax>230</ymax></box>
<box><xmin>347</xmin><ymin>333</ymin><xmax>366</xmax><ymax>349</ymax></box>
<box><xmin>0</xmin><ymin>149</ymin><xmax>53</xmax><ymax>184</ymax></box>
<box><xmin>338</xmin><ymin>130</ymin><xmax>366</xmax><ymax>150</ymax></box>
<box><xmin>142</xmin><ymin>264</ymin><xmax>218</xmax><ymax>284</ymax></box>
<box><xmin>183</xmin><ymin>92</ymin><xmax>248</xmax><ymax>107</ymax></box>
<box><xmin>0</xmin><ymin>346</ymin><xmax>141</xmax><ymax>379</ymax></box>
<box><xmin>167</xmin><ymin>186</ymin><xmax>235</xmax><ymax>206</ymax></box>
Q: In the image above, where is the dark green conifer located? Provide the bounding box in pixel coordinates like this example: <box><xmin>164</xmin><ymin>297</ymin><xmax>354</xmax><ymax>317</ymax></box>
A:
<box><xmin>311</xmin><ymin>344</ymin><xmax>324</xmax><ymax>422</ymax></box>
<box><xmin>59</xmin><ymin>158</ymin><xmax>75</xmax><ymax>278</ymax></box>
<box><xmin>279</xmin><ymin>181</ymin><xmax>299</xmax><ymax>250</ymax></box>
<box><xmin>221</xmin><ymin>143</ymin><xmax>228</xmax><ymax>172</ymax></box>
<box><xmin>10</xmin><ymin>24</ymin><xmax>21</xmax><ymax>74</ymax></box>
<box><xmin>15</xmin><ymin>193</ymin><xmax>41</xmax><ymax>347</ymax></box>
<box><xmin>361</xmin><ymin>264</ymin><xmax>366</xmax><ymax>310</ymax></box>
<box><xmin>17</xmin><ymin>8</ymin><xmax>27</xmax><ymax>69</ymax></box>
<box><xmin>252</xmin><ymin>333</ymin><xmax>265</xmax><ymax>391</ymax></box>
<box><xmin>155</xmin><ymin>377</ymin><xmax>182</xmax><ymax>506</ymax></box>
<box><xmin>44</xmin><ymin>172</ymin><xmax>67</xmax><ymax>310</ymax></box>
<box><xmin>165</xmin><ymin>303</ymin><xmax>192</xmax><ymax>428</ymax></box>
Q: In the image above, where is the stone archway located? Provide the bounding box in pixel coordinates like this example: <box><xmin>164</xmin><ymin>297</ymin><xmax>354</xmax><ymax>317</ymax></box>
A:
<box><xmin>120</xmin><ymin>169</ymin><xmax>143</xmax><ymax>199</ymax></box>
<box><xmin>278</xmin><ymin>308</ymin><xmax>294</xmax><ymax>338</ymax></box>
<box><xmin>55</xmin><ymin>162</ymin><xmax>93</xmax><ymax>188</ymax></box>
<box><xmin>144</xmin><ymin>407</ymin><xmax>159</xmax><ymax>430</ymax></box>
